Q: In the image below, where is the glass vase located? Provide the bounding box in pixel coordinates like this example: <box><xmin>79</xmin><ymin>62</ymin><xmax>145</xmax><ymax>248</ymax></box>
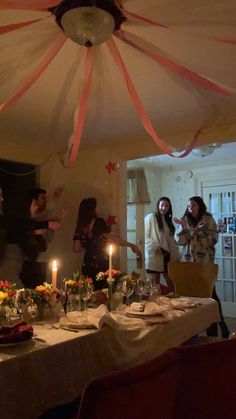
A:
<box><xmin>0</xmin><ymin>304</ymin><xmax>10</xmax><ymax>326</ymax></box>
<box><xmin>66</xmin><ymin>294</ymin><xmax>81</xmax><ymax>314</ymax></box>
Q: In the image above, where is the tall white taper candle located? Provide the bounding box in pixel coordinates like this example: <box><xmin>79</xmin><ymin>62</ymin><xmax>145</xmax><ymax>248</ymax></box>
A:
<box><xmin>108</xmin><ymin>244</ymin><xmax>113</xmax><ymax>281</ymax></box>
<box><xmin>52</xmin><ymin>260</ymin><xmax>58</xmax><ymax>290</ymax></box>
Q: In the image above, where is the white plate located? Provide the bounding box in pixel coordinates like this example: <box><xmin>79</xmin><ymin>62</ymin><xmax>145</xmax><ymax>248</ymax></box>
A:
<box><xmin>59</xmin><ymin>317</ymin><xmax>95</xmax><ymax>330</ymax></box>
<box><xmin>126</xmin><ymin>309</ymin><xmax>164</xmax><ymax>318</ymax></box>
<box><xmin>170</xmin><ymin>298</ymin><xmax>197</xmax><ymax>309</ymax></box>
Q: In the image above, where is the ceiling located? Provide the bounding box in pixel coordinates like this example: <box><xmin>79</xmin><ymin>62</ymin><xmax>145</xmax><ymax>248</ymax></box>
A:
<box><xmin>1</xmin><ymin>0</ymin><xmax>236</xmax><ymax>164</ymax></box>
<box><xmin>130</xmin><ymin>140</ymin><xmax>236</xmax><ymax>169</ymax></box>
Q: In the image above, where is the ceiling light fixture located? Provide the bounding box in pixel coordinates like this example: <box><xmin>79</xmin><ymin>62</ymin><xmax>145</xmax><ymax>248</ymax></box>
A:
<box><xmin>50</xmin><ymin>0</ymin><xmax>126</xmax><ymax>47</ymax></box>
<box><xmin>191</xmin><ymin>143</ymin><xmax>221</xmax><ymax>158</ymax></box>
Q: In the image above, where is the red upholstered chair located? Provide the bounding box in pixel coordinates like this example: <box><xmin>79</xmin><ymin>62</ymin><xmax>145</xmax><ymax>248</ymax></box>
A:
<box><xmin>174</xmin><ymin>339</ymin><xmax>236</xmax><ymax>419</ymax></box>
<box><xmin>77</xmin><ymin>350</ymin><xmax>180</xmax><ymax>419</ymax></box>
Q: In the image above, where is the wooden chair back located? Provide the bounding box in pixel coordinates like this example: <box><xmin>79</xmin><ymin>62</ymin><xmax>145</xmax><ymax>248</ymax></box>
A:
<box><xmin>167</xmin><ymin>261</ymin><xmax>218</xmax><ymax>297</ymax></box>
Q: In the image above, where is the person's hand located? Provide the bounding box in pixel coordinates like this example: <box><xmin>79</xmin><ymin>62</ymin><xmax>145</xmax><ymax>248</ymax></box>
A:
<box><xmin>174</xmin><ymin>217</ymin><xmax>187</xmax><ymax>228</ymax></box>
<box><xmin>155</xmin><ymin>247</ymin><xmax>162</xmax><ymax>255</ymax></box>
<box><xmin>48</xmin><ymin>221</ymin><xmax>61</xmax><ymax>231</ymax></box>
<box><xmin>194</xmin><ymin>224</ymin><xmax>205</xmax><ymax>235</ymax></box>
<box><xmin>130</xmin><ymin>244</ymin><xmax>142</xmax><ymax>258</ymax></box>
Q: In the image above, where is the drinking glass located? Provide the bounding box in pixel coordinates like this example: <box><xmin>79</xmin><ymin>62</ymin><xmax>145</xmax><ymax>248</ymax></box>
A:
<box><xmin>66</xmin><ymin>293</ymin><xmax>81</xmax><ymax>314</ymax></box>
<box><xmin>136</xmin><ymin>278</ymin><xmax>149</xmax><ymax>301</ymax></box>
<box><xmin>80</xmin><ymin>284</ymin><xmax>94</xmax><ymax>319</ymax></box>
<box><xmin>148</xmin><ymin>279</ymin><xmax>161</xmax><ymax>301</ymax></box>
<box><xmin>16</xmin><ymin>289</ymin><xmax>30</xmax><ymax>322</ymax></box>
<box><xmin>116</xmin><ymin>280</ymin><xmax>134</xmax><ymax>306</ymax></box>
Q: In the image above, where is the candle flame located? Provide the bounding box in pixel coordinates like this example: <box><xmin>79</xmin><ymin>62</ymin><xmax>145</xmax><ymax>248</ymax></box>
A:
<box><xmin>109</xmin><ymin>244</ymin><xmax>113</xmax><ymax>256</ymax></box>
<box><xmin>52</xmin><ymin>260</ymin><xmax>57</xmax><ymax>270</ymax></box>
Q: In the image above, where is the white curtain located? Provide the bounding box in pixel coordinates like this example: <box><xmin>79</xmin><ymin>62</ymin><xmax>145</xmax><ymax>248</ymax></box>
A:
<box><xmin>127</xmin><ymin>168</ymin><xmax>150</xmax><ymax>204</ymax></box>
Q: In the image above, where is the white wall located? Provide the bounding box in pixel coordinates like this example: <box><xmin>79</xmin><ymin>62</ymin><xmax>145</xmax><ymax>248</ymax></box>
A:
<box><xmin>161</xmin><ymin>162</ymin><xmax>236</xmax><ymax>218</ymax></box>
<box><xmin>144</xmin><ymin>162</ymin><xmax>236</xmax><ymax>219</ymax></box>
<box><xmin>39</xmin><ymin>147</ymin><xmax>127</xmax><ymax>286</ymax></box>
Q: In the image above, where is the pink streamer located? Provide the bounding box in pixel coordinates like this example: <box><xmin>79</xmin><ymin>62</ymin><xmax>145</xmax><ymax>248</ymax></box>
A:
<box><xmin>116</xmin><ymin>30</ymin><xmax>233</xmax><ymax>97</ymax></box>
<box><xmin>197</xmin><ymin>36</ymin><xmax>236</xmax><ymax>45</ymax></box>
<box><xmin>123</xmin><ymin>9</ymin><xmax>236</xmax><ymax>45</ymax></box>
<box><xmin>0</xmin><ymin>1</ymin><xmax>59</xmax><ymax>10</ymax></box>
<box><xmin>61</xmin><ymin>48</ymin><xmax>95</xmax><ymax>168</ymax></box>
<box><xmin>0</xmin><ymin>18</ymin><xmax>46</xmax><ymax>35</ymax></box>
<box><xmin>0</xmin><ymin>33</ymin><xmax>67</xmax><ymax>112</ymax></box>
<box><xmin>123</xmin><ymin>9</ymin><xmax>169</xmax><ymax>29</ymax></box>
<box><xmin>106</xmin><ymin>37</ymin><xmax>200</xmax><ymax>158</ymax></box>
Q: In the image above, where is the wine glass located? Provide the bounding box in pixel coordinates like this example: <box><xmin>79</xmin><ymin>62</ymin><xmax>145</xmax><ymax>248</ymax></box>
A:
<box><xmin>80</xmin><ymin>283</ymin><xmax>94</xmax><ymax>320</ymax></box>
<box><xmin>136</xmin><ymin>278</ymin><xmax>149</xmax><ymax>301</ymax></box>
<box><xmin>148</xmin><ymin>278</ymin><xmax>161</xmax><ymax>302</ymax></box>
<box><xmin>16</xmin><ymin>289</ymin><xmax>30</xmax><ymax>321</ymax></box>
<box><xmin>123</xmin><ymin>280</ymin><xmax>134</xmax><ymax>306</ymax></box>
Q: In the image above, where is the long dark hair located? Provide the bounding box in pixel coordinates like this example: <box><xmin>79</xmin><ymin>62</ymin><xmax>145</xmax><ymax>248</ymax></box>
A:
<box><xmin>184</xmin><ymin>196</ymin><xmax>209</xmax><ymax>227</ymax></box>
<box><xmin>156</xmin><ymin>196</ymin><xmax>175</xmax><ymax>236</ymax></box>
<box><xmin>74</xmin><ymin>197</ymin><xmax>97</xmax><ymax>235</ymax></box>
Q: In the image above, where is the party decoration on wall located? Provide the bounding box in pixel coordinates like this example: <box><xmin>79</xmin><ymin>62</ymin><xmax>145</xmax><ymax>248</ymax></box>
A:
<box><xmin>52</xmin><ymin>184</ymin><xmax>65</xmax><ymax>199</ymax></box>
<box><xmin>1</xmin><ymin>1</ymin><xmax>235</xmax><ymax>168</ymax></box>
<box><xmin>106</xmin><ymin>215</ymin><xmax>117</xmax><ymax>226</ymax></box>
<box><xmin>105</xmin><ymin>161</ymin><xmax>117</xmax><ymax>174</ymax></box>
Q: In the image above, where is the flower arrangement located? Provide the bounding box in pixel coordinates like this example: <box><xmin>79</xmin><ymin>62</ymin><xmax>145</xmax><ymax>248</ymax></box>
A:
<box><xmin>96</xmin><ymin>270</ymin><xmax>140</xmax><ymax>286</ymax></box>
<box><xmin>27</xmin><ymin>282</ymin><xmax>62</xmax><ymax>320</ymax></box>
<box><xmin>64</xmin><ymin>271</ymin><xmax>93</xmax><ymax>296</ymax></box>
<box><xmin>0</xmin><ymin>280</ymin><xmax>17</xmax><ymax>306</ymax></box>
<box><xmin>96</xmin><ymin>269</ymin><xmax>122</xmax><ymax>283</ymax></box>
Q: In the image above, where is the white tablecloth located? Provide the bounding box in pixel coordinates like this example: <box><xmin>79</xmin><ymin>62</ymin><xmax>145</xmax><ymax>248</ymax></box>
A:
<box><xmin>0</xmin><ymin>298</ymin><xmax>219</xmax><ymax>419</ymax></box>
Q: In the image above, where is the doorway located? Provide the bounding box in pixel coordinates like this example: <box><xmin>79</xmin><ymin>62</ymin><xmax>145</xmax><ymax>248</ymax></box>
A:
<box><xmin>0</xmin><ymin>158</ymin><xmax>37</xmax><ymax>218</ymax></box>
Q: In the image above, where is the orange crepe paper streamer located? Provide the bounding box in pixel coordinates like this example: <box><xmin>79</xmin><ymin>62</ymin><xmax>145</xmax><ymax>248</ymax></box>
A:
<box><xmin>0</xmin><ymin>0</ymin><xmax>59</xmax><ymax>10</ymax></box>
<box><xmin>61</xmin><ymin>48</ymin><xmax>95</xmax><ymax>168</ymax></box>
<box><xmin>0</xmin><ymin>33</ymin><xmax>67</xmax><ymax>112</ymax></box>
<box><xmin>106</xmin><ymin>36</ymin><xmax>200</xmax><ymax>158</ymax></box>
<box><xmin>123</xmin><ymin>9</ymin><xmax>168</xmax><ymax>28</ymax></box>
<box><xmin>123</xmin><ymin>9</ymin><xmax>236</xmax><ymax>45</ymax></box>
<box><xmin>0</xmin><ymin>17</ymin><xmax>47</xmax><ymax>35</ymax></box>
<box><xmin>116</xmin><ymin>30</ymin><xmax>233</xmax><ymax>97</ymax></box>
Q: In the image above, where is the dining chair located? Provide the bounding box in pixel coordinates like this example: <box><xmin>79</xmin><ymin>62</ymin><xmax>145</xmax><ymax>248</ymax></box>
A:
<box><xmin>167</xmin><ymin>261</ymin><xmax>218</xmax><ymax>298</ymax></box>
<box><xmin>174</xmin><ymin>338</ymin><xmax>236</xmax><ymax>419</ymax></box>
<box><xmin>77</xmin><ymin>350</ymin><xmax>180</xmax><ymax>419</ymax></box>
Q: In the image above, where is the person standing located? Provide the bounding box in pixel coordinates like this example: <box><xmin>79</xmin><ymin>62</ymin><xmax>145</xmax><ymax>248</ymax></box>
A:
<box><xmin>174</xmin><ymin>195</ymin><xmax>229</xmax><ymax>338</ymax></box>
<box><xmin>73</xmin><ymin>197</ymin><xmax>142</xmax><ymax>289</ymax></box>
<box><xmin>145</xmin><ymin>197</ymin><xmax>180</xmax><ymax>290</ymax></box>
<box><xmin>17</xmin><ymin>189</ymin><xmax>61</xmax><ymax>288</ymax></box>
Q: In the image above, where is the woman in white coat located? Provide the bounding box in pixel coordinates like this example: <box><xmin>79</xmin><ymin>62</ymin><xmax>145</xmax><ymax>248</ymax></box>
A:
<box><xmin>145</xmin><ymin>197</ymin><xmax>180</xmax><ymax>289</ymax></box>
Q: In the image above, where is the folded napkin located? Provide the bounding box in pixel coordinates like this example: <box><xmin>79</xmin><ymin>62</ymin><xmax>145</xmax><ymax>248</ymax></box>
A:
<box><xmin>170</xmin><ymin>297</ymin><xmax>198</xmax><ymax>309</ymax></box>
<box><xmin>62</xmin><ymin>305</ymin><xmax>118</xmax><ymax>330</ymax></box>
<box><xmin>129</xmin><ymin>302</ymin><xmax>170</xmax><ymax>314</ymax></box>
<box><xmin>0</xmin><ymin>321</ymin><xmax>34</xmax><ymax>344</ymax></box>
<box><xmin>144</xmin><ymin>317</ymin><xmax>169</xmax><ymax>325</ymax></box>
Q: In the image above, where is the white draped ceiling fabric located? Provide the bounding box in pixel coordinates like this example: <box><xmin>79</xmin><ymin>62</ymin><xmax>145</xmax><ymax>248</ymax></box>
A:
<box><xmin>0</xmin><ymin>0</ymin><xmax>236</xmax><ymax>167</ymax></box>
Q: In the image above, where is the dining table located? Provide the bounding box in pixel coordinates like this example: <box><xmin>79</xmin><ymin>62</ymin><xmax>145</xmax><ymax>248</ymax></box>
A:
<box><xmin>0</xmin><ymin>297</ymin><xmax>220</xmax><ymax>419</ymax></box>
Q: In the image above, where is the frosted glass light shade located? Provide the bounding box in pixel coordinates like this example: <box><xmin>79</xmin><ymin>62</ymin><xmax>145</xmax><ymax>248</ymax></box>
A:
<box><xmin>191</xmin><ymin>143</ymin><xmax>221</xmax><ymax>158</ymax></box>
<box><xmin>61</xmin><ymin>7</ymin><xmax>115</xmax><ymax>47</ymax></box>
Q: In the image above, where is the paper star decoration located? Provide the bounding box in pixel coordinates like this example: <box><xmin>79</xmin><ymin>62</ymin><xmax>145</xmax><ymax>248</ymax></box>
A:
<box><xmin>105</xmin><ymin>161</ymin><xmax>117</xmax><ymax>174</ymax></box>
<box><xmin>106</xmin><ymin>215</ymin><xmax>117</xmax><ymax>226</ymax></box>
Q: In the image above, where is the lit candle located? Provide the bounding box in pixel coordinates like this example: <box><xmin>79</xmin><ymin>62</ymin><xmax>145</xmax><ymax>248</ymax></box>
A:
<box><xmin>52</xmin><ymin>260</ymin><xmax>58</xmax><ymax>290</ymax></box>
<box><xmin>108</xmin><ymin>244</ymin><xmax>113</xmax><ymax>281</ymax></box>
